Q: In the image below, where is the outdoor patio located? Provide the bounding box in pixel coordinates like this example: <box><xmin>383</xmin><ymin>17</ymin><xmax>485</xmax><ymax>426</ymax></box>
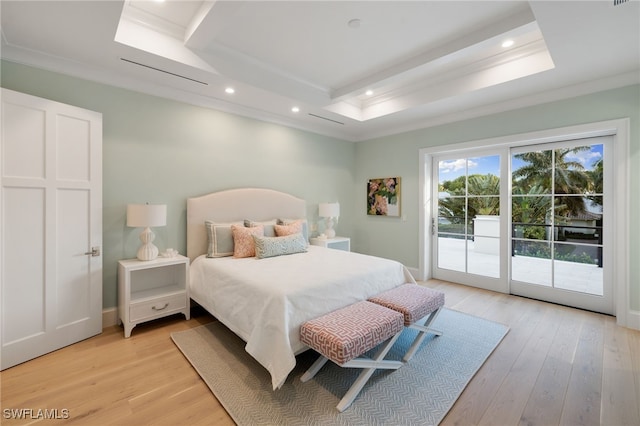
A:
<box><xmin>437</xmin><ymin>237</ymin><xmax>604</xmax><ymax>295</ymax></box>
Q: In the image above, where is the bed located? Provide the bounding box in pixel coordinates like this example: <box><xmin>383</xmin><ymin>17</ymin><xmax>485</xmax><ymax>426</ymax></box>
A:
<box><xmin>186</xmin><ymin>188</ymin><xmax>415</xmax><ymax>390</ymax></box>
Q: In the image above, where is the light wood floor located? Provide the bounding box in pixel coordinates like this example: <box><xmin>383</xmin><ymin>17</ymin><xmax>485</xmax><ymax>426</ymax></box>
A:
<box><xmin>2</xmin><ymin>280</ymin><xmax>639</xmax><ymax>425</ymax></box>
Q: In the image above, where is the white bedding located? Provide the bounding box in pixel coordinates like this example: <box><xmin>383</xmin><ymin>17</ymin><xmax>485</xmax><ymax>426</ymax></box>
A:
<box><xmin>189</xmin><ymin>245</ymin><xmax>415</xmax><ymax>390</ymax></box>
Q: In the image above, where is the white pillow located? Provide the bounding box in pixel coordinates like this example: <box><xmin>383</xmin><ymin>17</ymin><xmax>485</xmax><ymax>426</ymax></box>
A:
<box><xmin>244</xmin><ymin>219</ymin><xmax>277</xmax><ymax>237</ymax></box>
<box><xmin>205</xmin><ymin>220</ymin><xmax>243</xmax><ymax>257</ymax></box>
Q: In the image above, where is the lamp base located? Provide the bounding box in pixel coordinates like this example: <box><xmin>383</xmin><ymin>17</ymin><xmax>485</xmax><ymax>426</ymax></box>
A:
<box><xmin>325</xmin><ymin>218</ymin><xmax>336</xmax><ymax>239</ymax></box>
<box><xmin>137</xmin><ymin>244</ymin><xmax>159</xmax><ymax>261</ymax></box>
<box><xmin>137</xmin><ymin>227</ymin><xmax>159</xmax><ymax>261</ymax></box>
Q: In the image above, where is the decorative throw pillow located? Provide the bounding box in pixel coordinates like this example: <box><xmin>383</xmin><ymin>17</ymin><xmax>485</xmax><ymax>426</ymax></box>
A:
<box><xmin>277</xmin><ymin>218</ymin><xmax>309</xmax><ymax>241</ymax></box>
<box><xmin>205</xmin><ymin>220</ymin><xmax>243</xmax><ymax>257</ymax></box>
<box><xmin>244</xmin><ymin>219</ymin><xmax>277</xmax><ymax>237</ymax></box>
<box><xmin>253</xmin><ymin>233</ymin><xmax>308</xmax><ymax>259</ymax></box>
<box><xmin>274</xmin><ymin>220</ymin><xmax>302</xmax><ymax>237</ymax></box>
<box><xmin>231</xmin><ymin>224</ymin><xmax>264</xmax><ymax>258</ymax></box>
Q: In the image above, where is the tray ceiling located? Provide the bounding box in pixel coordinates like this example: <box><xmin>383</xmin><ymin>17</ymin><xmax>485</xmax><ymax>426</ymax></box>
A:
<box><xmin>1</xmin><ymin>1</ymin><xmax>638</xmax><ymax>141</ymax></box>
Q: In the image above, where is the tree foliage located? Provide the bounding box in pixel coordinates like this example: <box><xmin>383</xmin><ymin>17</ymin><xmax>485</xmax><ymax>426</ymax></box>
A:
<box><xmin>439</xmin><ymin>174</ymin><xmax>500</xmax><ymax>224</ymax></box>
<box><xmin>512</xmin><ymin>147</ymin><xmax>593</xmax><ymax>218</ymax></box>
<box><xmin>439</xmin><ymin>146</ymin><xmax>599</xmax><ymax>233</ymax></box>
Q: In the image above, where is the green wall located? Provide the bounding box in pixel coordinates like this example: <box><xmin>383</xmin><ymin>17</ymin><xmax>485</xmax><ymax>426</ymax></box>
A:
<box><xmin>354</xmin><ymin>84</ymin><xmax>640</xmax><ymax>311</ymax></box>
<box><xmin>2</xmin><ymin>60</ymin><xmax>638</xmax><ymax>313</ymax></box>
<box><xmin>1</xmin><ymin>60</ymin><xmax>356</xmax><ymax>309</ymax></box>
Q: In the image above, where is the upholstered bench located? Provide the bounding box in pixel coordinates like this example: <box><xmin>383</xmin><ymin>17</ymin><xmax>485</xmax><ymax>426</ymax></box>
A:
<box><xmin>368</xmin><ymin>283</ymin><xmax>445</xmax><ymax>362</ymax></box>
<box><xmin>300</xmin><ymin>300</ymin><xmax>404</xmax><ymax>412</ymax></box>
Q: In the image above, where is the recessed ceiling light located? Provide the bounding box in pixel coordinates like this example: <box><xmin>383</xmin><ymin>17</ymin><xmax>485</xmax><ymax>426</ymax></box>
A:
<box><xmin>502</xmin><ymin>39</ymin><xmax>515</xmax><ymax>48</ymax></box>
<box><xmin>348</xmin><ymin>19</ymin><xmax>361</xmax><ymax>29</ymax></box>
<box><xmin>291</xmin><ymin>106</ymin><xmax>300</xmax><ymax>113</ymax></box>
<box><xmin>365</xmin><ymin>90</ymin><xmax>374</xmax><ymax>96</ymax></box>
<box><xmin>225</xmin><ymin>87</ymin><xmax>235</xmax><ymax>94</ymax></box>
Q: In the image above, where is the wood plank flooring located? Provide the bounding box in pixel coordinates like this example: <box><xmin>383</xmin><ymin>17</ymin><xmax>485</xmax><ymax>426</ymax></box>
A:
<box><xmin>2</xmin><ymin>280</ymin><xmax>639</xmax><ymax>425</ymax></box>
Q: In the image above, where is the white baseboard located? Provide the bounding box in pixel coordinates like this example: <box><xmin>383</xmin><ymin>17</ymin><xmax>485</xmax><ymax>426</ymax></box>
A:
<box><xmin>406</xmin><ymin>267</ymin><xmax>420</xmax><ymax>281</ymax></box>
<box><xmin>102</xmin><ymin>307</ymin><xmax>118</xmax><ymax>329</ymax></box>
<box><xmin>623</xmin><ymin>309</ymin><xmax>640</xmax><ymax>331</ymax></box>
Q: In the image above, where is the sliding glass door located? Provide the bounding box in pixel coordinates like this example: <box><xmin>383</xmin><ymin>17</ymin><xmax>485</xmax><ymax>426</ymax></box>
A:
<box><xmin>430</xmin><ymin>137</ymin><xmax>613</xmax><ymax>314</ymax></box>
<box><xmin>432</xmin><ymin>150</ymin><xmax>508</xmax><ymax>293</ymax></box>
<box><xmin>510</xmin><ymin>137</ymin><xmax>612</xmax><ymax>314</ymax></box>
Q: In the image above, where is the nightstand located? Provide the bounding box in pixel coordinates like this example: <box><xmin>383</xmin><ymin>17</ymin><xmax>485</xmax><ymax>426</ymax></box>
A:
<box><xmin>118</xmin><ymin>255</ymin><xmax>190</xmax><ymax>338</ymax></box>
<box><xmin>309</xmin><ymin>236</ymin><xmax>351</xmax><ymax>252</ymax></box>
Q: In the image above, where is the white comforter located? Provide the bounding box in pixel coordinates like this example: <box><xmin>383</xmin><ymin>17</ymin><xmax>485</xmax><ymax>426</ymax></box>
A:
<box><xmin>189</xmin><ymin>246</ymin><xmax>415</xmax><ymax>389</ymax></box>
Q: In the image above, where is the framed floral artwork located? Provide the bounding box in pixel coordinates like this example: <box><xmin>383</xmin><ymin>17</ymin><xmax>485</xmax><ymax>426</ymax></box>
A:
<box><xmin>367</xmin><ymin>177</ymin><xmax>401</xmax><ymax>216</ymax></box>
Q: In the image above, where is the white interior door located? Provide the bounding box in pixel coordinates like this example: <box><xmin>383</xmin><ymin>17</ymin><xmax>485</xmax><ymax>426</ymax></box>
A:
<box><xmin>1</xmin><ymin>88</ymin><xmax>102</xmax><ymax>370</ymax></box>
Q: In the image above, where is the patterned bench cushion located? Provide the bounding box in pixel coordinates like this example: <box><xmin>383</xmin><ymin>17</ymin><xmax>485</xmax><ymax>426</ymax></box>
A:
<box><xmin>368</xmin><ymin>283</ymin><xmax>445</xmax><ymax>325</ymax></box>
<box><xmin>300</xmin><ymin>301</ymin><xmax>403</xmax><ymax>365</ymax></box>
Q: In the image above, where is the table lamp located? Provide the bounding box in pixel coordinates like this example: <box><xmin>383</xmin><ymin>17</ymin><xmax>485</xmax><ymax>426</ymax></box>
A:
<box><xmin>127</xmin><ymin>203</ymin><xmax>167</xmax><ymax>261</ymax></box>
<box><xmin>319</xmin><ymin>202</ymin><xmax>340</xmax><ymax>238</ymax></box>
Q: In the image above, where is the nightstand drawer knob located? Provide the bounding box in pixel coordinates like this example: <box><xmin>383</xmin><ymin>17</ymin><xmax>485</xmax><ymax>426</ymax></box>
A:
<box><xmin>152</xmin><ymin>303</ymin><xmax>169</xmax><ymax>311</ymax></box>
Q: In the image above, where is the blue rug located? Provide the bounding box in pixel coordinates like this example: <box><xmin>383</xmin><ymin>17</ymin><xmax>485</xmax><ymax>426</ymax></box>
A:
<box><xmin>171</xmin><ymin>308</ymin><xmax>509</xmax><ymax>425</ymax></box>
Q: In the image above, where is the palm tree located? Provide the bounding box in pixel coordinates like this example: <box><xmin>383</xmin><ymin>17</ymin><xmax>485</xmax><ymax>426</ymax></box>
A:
<box><xmin>468</xmin><ymin>174</ymin><xmax>500</xmax><ymax>215</ymax></box>
<box><xmin>439</xmin><ymin>174</ymin><xmax>500</xmax><ymax>231</ymax></box>
<box><xmin>512</xmin><ymin>185</ymin><xmax>550</xmax><ymax>223</ymax></box>
<box><xmin>586</xmin><ymin>158</ymin><xmax>603</xmax><ymax>208</ymax></box>
<box><xmin>512</xmin><ymin>185</ymin><xmax>551</xmax><ymax>240</ymax></box>
<box><xmin>512</xmin><ymin>147</ymin><xmax>593</xmax><ymax>218</ymax></box>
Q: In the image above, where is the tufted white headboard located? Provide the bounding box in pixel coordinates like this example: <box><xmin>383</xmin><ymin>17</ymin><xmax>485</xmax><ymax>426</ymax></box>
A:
<box><xmin>186</xmin><ymin>188</ymin><xmax>307</xmax><ymax>261</ymax></box>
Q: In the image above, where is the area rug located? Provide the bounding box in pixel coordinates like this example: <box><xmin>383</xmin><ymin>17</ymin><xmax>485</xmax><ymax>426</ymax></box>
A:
<box><xmin>171</xmin><ymin>308</ymin><xmax>508</xmax><ymax>426</ymax></box>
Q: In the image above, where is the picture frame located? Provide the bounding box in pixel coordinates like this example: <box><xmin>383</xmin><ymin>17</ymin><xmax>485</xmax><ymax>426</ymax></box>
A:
<box><xmin>367</xmin><ymin>177</ymin><xmax>401</xmax><ymax>216</ymax></box>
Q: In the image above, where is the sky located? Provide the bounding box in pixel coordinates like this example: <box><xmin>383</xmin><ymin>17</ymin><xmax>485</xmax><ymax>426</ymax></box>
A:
<box><xmin>438</xmin><ymin>143</ymin><xmax>604</xmax><ymax>184</ymax></box>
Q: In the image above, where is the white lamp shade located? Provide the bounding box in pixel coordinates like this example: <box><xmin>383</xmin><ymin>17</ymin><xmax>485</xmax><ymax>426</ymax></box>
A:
<box><xmin>127</xmin><ymin>204</ymin><xmax>167</xmax><ymax>228</ymax></box>
<box><xmin>319</xmin><ymin>202</ymin><xmax>340</xmax><ymax>218</ymax></box>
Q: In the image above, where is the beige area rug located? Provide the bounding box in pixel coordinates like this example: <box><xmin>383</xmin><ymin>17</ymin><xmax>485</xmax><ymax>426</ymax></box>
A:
<box><xmin>171</xmin><ymin>308</ymin><xmax>509</xmax><ymax>425</ymax></box>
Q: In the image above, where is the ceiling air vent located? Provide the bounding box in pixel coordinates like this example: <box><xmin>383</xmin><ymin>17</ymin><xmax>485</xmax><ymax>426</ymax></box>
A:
<box><xmin>120</xmin><ymin>58</ymin><xmax>208</xmax><ymax>85</ymax></box>
<box><xmin>613</xmin><ymin>0</ymin><xmax>629</xmax><ymax>5</ymax></box>
<box><xmin>308</xmin><ymin>113</ymin><xmax>344</xmax><ymax>125</ymax></box>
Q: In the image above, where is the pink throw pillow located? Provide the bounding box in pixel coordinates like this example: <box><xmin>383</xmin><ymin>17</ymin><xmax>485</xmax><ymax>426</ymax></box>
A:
<box><xmin>274</xmin><ymin>220</ymin><xmax>302</xmax><ymax>237</ymax></box>
<box><xmin>231</xmin><ymin>224</ymin><xmax>264</xmax><ymax>258</ymax></box>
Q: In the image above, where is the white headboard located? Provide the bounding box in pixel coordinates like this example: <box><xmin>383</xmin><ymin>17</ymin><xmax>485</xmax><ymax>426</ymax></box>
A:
<box><xmin>186</xmin><ymin>188</ymin><xmax>307</xmax><ymax>261</ymax></box>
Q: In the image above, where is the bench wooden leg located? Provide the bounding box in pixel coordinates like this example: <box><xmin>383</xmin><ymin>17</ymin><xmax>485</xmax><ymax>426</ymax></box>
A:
<box><xmin>403</xmin><ymin>307</ymin><xmax>443</xmax><ymax>362</ymax></box>
<box><xmin>300</xmin><ymin>355</ymin><xmax>329</xmax><ymax>382</ymax></box>
<box><xmin>336</xmin><ymin>331</ymin><xmax>403</xmax><ymax>412</ymax></box>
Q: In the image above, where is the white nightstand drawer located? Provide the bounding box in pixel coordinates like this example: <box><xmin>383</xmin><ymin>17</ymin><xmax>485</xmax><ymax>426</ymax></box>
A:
<box><xmin>129</xmin><ymin>293</ymin><xmax>187</xmax><ymax>322</ymax></box>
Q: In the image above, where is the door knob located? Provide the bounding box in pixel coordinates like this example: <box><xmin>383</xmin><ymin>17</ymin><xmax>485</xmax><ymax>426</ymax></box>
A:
<box><xmin>84</xmin><ymin>247</ymin><xmax>101</xmax><ymax>257</ymax></box>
